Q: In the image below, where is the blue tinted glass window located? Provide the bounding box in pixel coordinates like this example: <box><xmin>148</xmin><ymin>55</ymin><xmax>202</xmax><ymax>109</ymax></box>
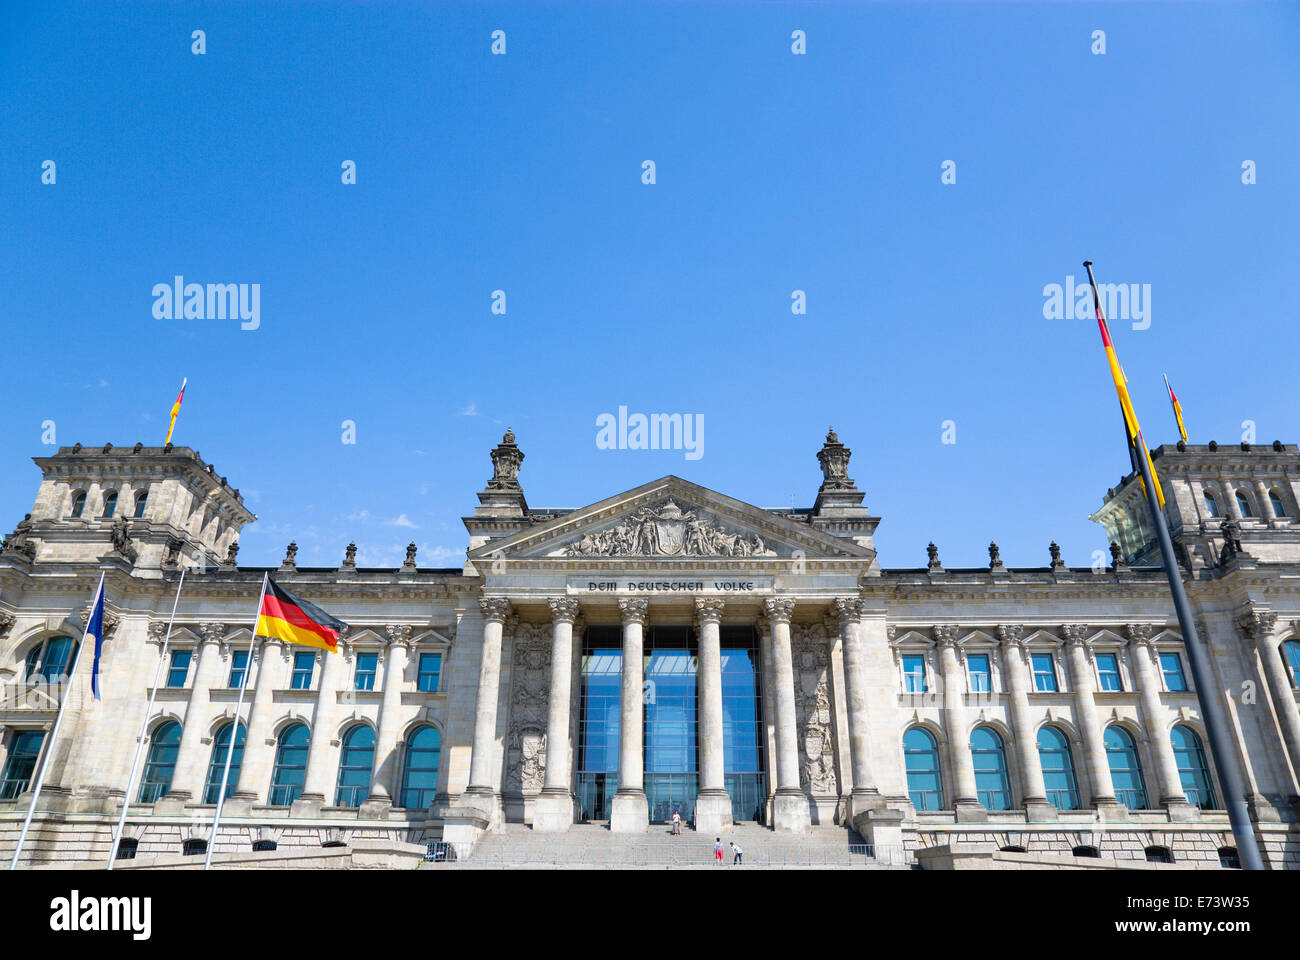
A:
<box><xmin>291</xmin><ymin>652</ymin><xmax>315</xmax><ymax>689</ymax></box>
<box><xmin>203</xmin><ymin>722</ymin><xmax>246</xmax><ymax>804</ymax></box>
<box><xmin>101</xmin><ymin>492</ymin><xmax>117</xmax><ymax>518</ymax></box>
<box><xmin>167</xmin><ymin>650</ymin><xmax>192</xmax><ymax>688</ymax></box>
<box><xmin>1</xmin><ymin>730</ymin><xmax>46</xmax><ymax>799</ymax></box>
<box><xmin>968</xmin><ymin>654</ymin><xmax>991</xmax><ymax>692</ymax></box>
<box><xmin>1096</xmin><ymin>654</ymin><xmax>1122</xmax><ymax>691</ymax></box>
<box><xmin>417</xmin><ymin>653</ymin><xmax>442</xmax><ymax>692</ymax></box>
<box><xmin>720</xmin><ymin>631</ymin><xmax>766</xmax><ymax>823</ymax></box>
<box><xmin>354</xmin><ymin>653</ymin><xmax>377</xmax><ymax>690</ymax></box>
<box><xmin>1160</xmin><ymin>653</ymin><xmax>1187</xmax><ymax>691</ymax></box>
<box><xmin>1270</xmin><ymin>491</ymin><xmax>1287</xmax><ymax>518</ymax></box>
<box><xmin>1236</xmin><ymin>493</ymin><xmax>1253</xmax><ymax>518</ymax></box>
<box><xmin>577</xmin><ymin>634</ymin><xmax>623</xmax><ymax>823</ymax></box>
<box><xmin>1203</xmin><ymin>493</ymin><xmax>1219</xmax><ymax>518</ymax></box>
<box><xmin>133</xmin><ymin>492</ymin><xmax>148</xmax><ymax>518</ymax></box>
<box><xmin>270</xmin><ymin>723</ymin><xmax>310</xmax><ymax>806</ymax></box>
<box><xmin>903</xmin><ymin>727</ymin><xmax>943</xmax><ymax>811</ymax></box>
<box><xmin>1171</xmin><ymin>725</ymin><xmax>1216</xmax><ymax>809</ymax></box>
<box><xmin>1284</xmin><ymin>641</ymin><xmax>1300</xmax><ymax>687</ymax></box>
<box><xmin>1105</xmin><ymin>726</ymin><xmax>1147</xmax><ymax>810</ymax></box>
<box><xmin>26</xmin><ymin>636</ymin><xmax>76</xmax><ymax>683</ymax></box>
<box><xmin>902</xmin><ymin>655</ymin><xmax>926</xmax><ymax>693</ymax></box>
<box><xmin>139</xmin><ymin>721</ymin><xmax>181</xmax><ymax>803</ymax></box>
<box><xmin>970</xmin><ymin>727</ymin><xmax>1011</xmax><ymax>810</ymax></box>
<box><xmin>401</xmin><ymin>725</ymin><xmax>441</xmax><ymax>809</ymax></box>
<box><xmin>228</xmin><ymin>650</ymin><xmax>249</xmax><ymax>689</ymax></box>
<box><xmin>1032</xmin><ymin>654</ymin><xmax>1058</xmax><ymax>692</ymax></box>
<box><xmin>1037</xmin><ymin>726</ymin><xmax>1080</xmax><ymax>810</ymax></box>
<box><xmin>70</xmin><ymin>492</ymin><xmax>86</xmax><ymax>518</ymax></box>
<box><xmin>335</xmin><ymin>725</ymin><xmax>376</xmax><ymax>807</ymax></box>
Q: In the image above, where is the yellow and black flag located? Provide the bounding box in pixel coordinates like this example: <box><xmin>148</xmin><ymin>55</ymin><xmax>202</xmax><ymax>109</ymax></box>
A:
<box><xmin>1164</xmin><ymin>374</ymin><xmax>1188</xmax><ymax>444</ymax></box>
<box><xmin>1085</xmin><ymin>262</ymin><xmax>1165</xmax><ymax>508</ymax></box>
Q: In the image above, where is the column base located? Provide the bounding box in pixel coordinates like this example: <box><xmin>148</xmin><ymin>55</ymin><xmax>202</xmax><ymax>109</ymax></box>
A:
<box><xmin>1091</xmin><ymin>798</ymin><xmax>1128</xmax><ymax>821</ymax></box>
<box><xmin>291</xmin><ymin>795</ymin><xmax>326</xmax><ymax>817</ymax></box>
<box><xmin>1022</xmin><ymin>798</ymin><xmax>1059</xmax><ymax>821</ymax></box>
<box><xmin>610</xmin><ymin>789</ymin><xmax>649</xmax><ymax>833</ymax></box>
<box><xmin>1247</xmin><ymin>794</ymin><xmax>1283</xmax><ymax>823</ymax></box>
<box><xmin>1160</xmin><ymin>796</ymin><xmax>1200</xmax><ymax>822</ymax></box>
<box><xmin>953</xmin><ymin>798</ymin><xmax>989</xmax><ymax>823</ymax></box>
<box><xmin>531</xmin><ymin>788</ymin><xmax>575</xmax><ymax>832</ymax></box>
<box><xmin>153</xmin><ymin>794</ymin><xmax>189</xmax><ymax>815</ymax></box>
<box><xmin>458</xmin><ymin>786</ymin><xmax>503</xmax><ymax>829</ymax></box>
<box><xmin>359</xmin><ymin>796</ymin><xmax>395</xmax><ymax>818</ymax></box>
<box><xmin>693</xmin><ymin>789</ymin><xmax>733</xmax><ymax>835</ymax></box>
<box><xmin>846</xmin><ymin>788</ymin><xmax>888</xmax><ymax>824</ymax></box>
<box><xmin>771</xmin><ymin>787</ymin><xmax>811</xmax><ymax>833</ymax></box>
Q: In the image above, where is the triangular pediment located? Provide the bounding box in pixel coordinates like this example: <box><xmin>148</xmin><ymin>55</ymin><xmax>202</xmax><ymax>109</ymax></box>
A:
<box><xmin>468</xmin><ymin>476</ymin><xmax>871</xmax><ymax>562</ymax></box>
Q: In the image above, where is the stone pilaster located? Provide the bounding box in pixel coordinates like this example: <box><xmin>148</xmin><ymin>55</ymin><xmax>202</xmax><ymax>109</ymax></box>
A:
<box><xmin>998</xmin><ymin>625</ymin><xmax>1054</xmax><ymax>819</ymax></box>
<box><xmin>1125</xmin><ymin>624</ymin><xmax>1193</xmax><ymax>818</ymax></box>
<box><xmin>362</xmin><ymin>624</ymin><xmax>413</xmax><ymax>812</ymax></box>
<box><xmin>834</xmin><ymin>598</ymin><xmax>879</xmax><ymax>821</ymax></box>
<box><xmin>534</xmin><ymin>598</ymin><xmax>580</xmax><ymax>831</ymax></box>
<box><xmin>693</xmin><ymin>597</ymin><xmax>731</xmax><ymax>834</ymax></box>
<box><xmin>1237</xmin><ymin>608</ymin><xmax>1300</xmax><ymax>797</ymax></box>
<box><xmin>611</xmin><ymin>597</ymin><xmax>649</xmax><ymax>832</ymax></box>
<box><xmin>936</xmin><ymin>624</ymin><xmax>984</xmax><ymax>821</ymax></box>
<box><xmin>461</xmin><ymin>598</ymin><xmax>511</xmax><ymax>822</ymax></box>
<box><xmin>233</xmin><ymin>638</ymin><xmax>285</xmax><ymax>802</ymax></box>
<box><xmin>1062</xmin><ymin>624</ymin><xmax>1120</xmax><ymax>813</ymax></box>
<box><xmin>165</xmin><ymin>622</ymin><xmax>225</xmax><ymax>805</ymax></box>
<box><xmin>764</xmin><ymin>597</ymin><xmax>810</xmax><ymax>832</ymax></box>
<box><xmin>296</xmin><ymin>634</ymin><xmax>349</xmax><ymax>813</ymax></box>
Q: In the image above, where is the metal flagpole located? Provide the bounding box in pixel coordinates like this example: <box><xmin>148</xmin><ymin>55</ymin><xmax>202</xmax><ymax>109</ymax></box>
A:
<box><xmin>203</xmin><ymin>571</ymin><xmax>267</xmax><ymax>870</ymax></box>
<box><xmin>107</xmin><ymin>567</ymin><xmax>186</xmax><ymax>869</ymax></box>
<box><xmin>9</xmin><ymin>571</ymin><xmax>105</xmax><ymax>870</ymax></box>
<box><xmin>1084</xmin><ymin>260</ymin><xmax>1264</xmax><ymax>870</ymax></box>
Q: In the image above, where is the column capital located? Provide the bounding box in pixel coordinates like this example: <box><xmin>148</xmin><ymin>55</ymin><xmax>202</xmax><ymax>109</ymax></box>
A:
<box><xmin>830</xmin><ymin>597</ymin><xmax>861</xmax><ymax>626</ymax></box>
<box><xmin>694</xmin><ymin>597</ymin><xmax>726</xmax><ymax>625</ymax></box>
<box><xmin>384</xmin><ymin>623</ymin><xmax>414</xmax><ymax>649</ymax></box>
<box><xmin>617</xmin><ymin>597</ymin><xmax>648</xmax><ymax>625</ymax></box>
<box><xmin>199</xmin><ymin>622</ymin><xmax>226</xmax><ymax>646</ymax></box>
<box><xmin>479</xmin><ymin>597</ymin><xmax>512</xmax><ymax>624</ymax></box>
<box><xmin>762</xmin><ymin>597</ymin><xmax>795</xmax><ymax>624</ymax></box>
<box><xmin>547</xmin><ymin>597</ymin><xmax>581</xmax><ymax>624</ymax></box>
<box><xmin>1060</xmin><ymin>623</ymin><xmax>1090</xmax><ymax>648</ymax></box>
<box><xmin>996</xmin><ymin>623</ymin><xmax>1024</xmax><ymax>647</ymax></box>
<box><xmin>147</xmin><ymin>621</ymin><xmax>169</xmax><ymax>646</ymax></box>
<box><xmin>933</xmin><ymin>624</ymin><xmax>959</xmax><ymax>647</ymax></box>
<box><xmin>1235</xmin><ymin>605</ymin><xmax>1278</xmax><ymax>640</ymax></box>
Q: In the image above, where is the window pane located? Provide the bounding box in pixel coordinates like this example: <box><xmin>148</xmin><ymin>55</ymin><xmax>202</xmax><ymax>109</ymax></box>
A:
<box><xmin>1037</xmin><ymin>727</ymin><xmax>1079</xmax><ymax>810</ymax></box>
<box><xmin>355</xmin><ymin>653</ymin><xmax>377</xmax><ymax>691</ymax></box>
<box><xmin>970</xmin><ymin>727</ymin><xmax>1011</xmax><ymax>810</ymax></box>
<box><xmin>291</xmin><ymin>652</ymin><xmax>315</xmax><ymax>689</ymax></box>
<box><xmin>139</xmin><ymin>722</ymin><xmax>182</xmax><ymax>802</ymax></box>
<box><xmin>1160</xmin><ymin>653</ymin><xmax>1187</xmax><ymax>691</ymax></box>
<box><xmin>401</xmin><ymin>726</ymin><xmax>441</xmax><ymax>809</ymax></box>
<box><xmin>203</xmin><ymin>722</ymin><xmax>247</xmax><ymax>804</ymax></box>
<box><xmin>417</xmin><ymin>653</ymin><xmax>442</xmax><ymax>692</ymax></box>
<box><xmin>1031</xmin><ymin>654</ymin><xmax>1057</xmax><ymax>692</ymax></box>
<box><xmin>968</xmin><ymin>655</ymin><xmax>990</xmax><ymax>692</ymax></box>
<box><xmin>228</xmin><ymin>651</ymin><xmax>249</xmax><ymax>689</ymax></box>
<box><xmin>1270</xmin><ymin>492</ymin><xmax>1287</xmax><ymax>518</ymax></box>
<box><xmin>1171</xmin><ymin>725</ymin><xmax>1216</xmax><ymax>809</ymax></box>
<box><xmin>1104</xmin><ymin>726</ymin><xmax>1148</xmax><ymax>810</ymax></box>
<box><xmin>1203</xmin><ymin>493</ymin><xmax>1219</xmax><ymax>517</ymax></box>
<box><xmin>1096</xmin><ymin>654</ymin><xmax>1122</xmax><ymax>691</ymax></box>
<box><xmin>902</xmin><ymin>655</ymin><xmax>926</xmax><ymax>693</ymax></box>
<box><xmin>1</xmin><ymin>730</ymin><xmax>47</xmax><ymax>798</ymax></box>
<box><xmin>335</xmin><ymin>725</ymin><xmax>376</xmax><ymax>807</ymax></box>
<box><xmin>167</xmin><ymin>650</ymin><xmax>192</xmax><ymax>688</ymax></box>
<box><xmin>270</xmin><ymin>723</ymin><xmax>310</xmax><ymax>806</ymax></box>
<box><xmin>903</xmin><ymin>727</ymin><xmax>943</xmax><ymax>811</ymax></box>
<box><xmin>1286</xmin><ymin>641</ymin><xmax>1300</xmax><ymax>687</ymax></box>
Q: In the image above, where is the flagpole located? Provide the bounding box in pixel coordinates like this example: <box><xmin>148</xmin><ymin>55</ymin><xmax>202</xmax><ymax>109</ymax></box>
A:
<box><xmin>106</xmin><ymin>567</ymin><xmax>185</xmax><ymax>869</ymax></box>
<box><xmin>1085</xmin><ymin>260</ymin><xmax>1264</xmax><ymax>870</ymax></box>
<box><xmin>8</xmin><ymin>571</ymin><xmax>105</xmax><ymax>870</ymax></box>
<box><xmin>203</xmin><ymin>571</ymin><xmax>267</xmax><ymax>870</ymax></box>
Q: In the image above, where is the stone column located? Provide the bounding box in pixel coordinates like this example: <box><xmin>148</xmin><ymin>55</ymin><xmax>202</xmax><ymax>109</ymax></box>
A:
<box><xmin>935</xmin><ymin>625</ymin><xmax>982</xmax><ymax>819</ymax></box>
<box><xmin>233</xmin><ymin>638</ymin><xmax>285</xmax><ymax>803</ymax></box>
<box><xmin>694</xmin><ymin>597</ymin><xmax>732</xmax><ymax>834</ymax></box>
<box><xmin>1223</xmin><ymin>479</ymin><xmax>1243</xmax><ymax>521</ymax></box>
<box><xmin>363</xmin><ymin>624</ymin><xmax>413</xmax><ymax>810</ymax></box>
<box><xmin>1125</xmin><ymin>624</ymin><xmax>1190</xmax><ymax>814</ymax></box>
<box><xmin>1254</xmin><ymin>481</ymin><xmax>1277</xmax><ymax>523</ymax></box>
<box><xmin>298</xmin><ymin>634</ymin><xmax>349</xmax><ymax>811</ymax></box>
<box><xmin>1062</xmin><ymin>624</ymin><xmax>1118</xmax><ymax>810</ymax></box>
<box><xmin>462</xmin><ymin>598</ymin><xmax>511</xmax><ymax>820</ymax></box>
<box><xmin>835</xmin><ymin>598</ymin><xmax>879</xmax><ymax>821</ymax></box>
<box><xmin>764</xmin><ymin>597</ymin><xmax>810</xmax><ymax>832</ymax></box>
<box><xmin>611</xmin><ymin>598</ymin><xmax>649</xmax><ymax>832</ymax></box>
<box><xmin>166</xmin><ymin>622</ymin><xmax>226</xmax><ymax>804</ymax></box>
<box><xmin>998</xmin><ymin>624</ymin><xmax>1052</xmax><ymax>818</ymax></box>
<box><xmin>1238</xmin><ymin>610</ymin><xmax>1300</xmax><ymax>793</ymax></box>
<box><xmin>534</xmin><ymin>598</ymin><xmax>580</xmax><ymax>831</ymax></box>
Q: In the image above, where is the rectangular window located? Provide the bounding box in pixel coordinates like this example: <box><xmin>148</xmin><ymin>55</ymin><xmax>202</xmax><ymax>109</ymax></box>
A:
<box><xmin>290</xmin><ymin>652</ymin><xmax>315</xmax><ymax>690</ymax></box>
<box><xmin>1031</xmin><ymin>654</ymin><xmax>1058</xmax><ymax>692</ymax></box>
<box><xmin>1160</xmin><ymin>652</ymin><xmax>1188</xmax><ymax>692</ymax></box>
<box><xmin>355</xmin><ymin>653</ymin><xmax>378</xmax><ymax>691</ymax></box>
<box><xmin>167</xmin><ymin>650</ymin><xmax>192</xmax><ymax>688</ymax></box>
<box><xmin>968</xmin><ymin>654</ymin><xmax>991</xmax><ymax>693</ymax></box>
<box><xmin>228</xmin><ymin>650</ymin><xmax>249</xmax><ymax>689</ymax></box>
<box><xmin>902</xmin><ymin>655</ymin><xmax>926</xmax><ymax>693</ymax></box>
<box><xmin>1096</xmin><ymin>653</ymin><xmax>1122</xmax><ymax>691</ymax></box>
<box><xmin>417</xmin><ymin>653</ymin><xmax>442</xmax><ymax>692</ymax></box>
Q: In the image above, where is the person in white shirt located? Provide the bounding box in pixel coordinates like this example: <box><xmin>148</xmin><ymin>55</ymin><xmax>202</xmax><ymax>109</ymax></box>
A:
<box><xmin>671</xmin><ymin>810</ymin><xmax>681</xmax><ymax>835</ymax></box>
<box><xmin>730</xmin><ymin>841</ymin><xmax>743</xmax><ymax>865</ymax></box>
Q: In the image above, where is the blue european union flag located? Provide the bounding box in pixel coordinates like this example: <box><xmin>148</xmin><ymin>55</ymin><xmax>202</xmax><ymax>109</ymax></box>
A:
<box><xmin>85</xmin><ymin>582</ymin><xmax>105</xmax><ymax>701</ymax></box>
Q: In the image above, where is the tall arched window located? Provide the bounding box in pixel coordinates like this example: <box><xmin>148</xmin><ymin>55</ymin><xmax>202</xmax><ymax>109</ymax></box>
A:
<box><xmin>1235</xmin><ymin>492</ymin><xmax>1254</xmax><ymax>518</ymax></box>
<box><xmin>23</xmin><ymin>636</ymin><xmax>78</xmax><ymax>684</ymax></box>
<box><xmin>101</xmin><ymin>491</ymin><xmax>118</xmax><ymax>519</ymax></box>
<box><xmin>132</xmin><ymin>491</ymin><xmax>149</xmax><ymax>518</ymax></box>
<box><xmin>969</xmin><ymin>726</ymin><xmax>1011</xmax><ymax>811</ymax></box>
<box><xmin>70</xmin><ymin>490</ymin><xmax>86</xmax><ymax>518</ymax></box>
<box><xmin>139</xmin><ymin>721</ymin><xmax>182</xmax><ymax>802</ymax></box>
<box><xmin>1104</xmin><ymin>726</ymin><xmax>1148</xmax><ymax>810</ymax></box>
<box><xmin>1037</xmin><ymin>726</ymin><xmax>1080</xmax><ymax>810</ymax></box>
<box><xmin>401</xmin><ymin>725</ymin><xmax>442</xmax><ymax>810</ymax></box>
<box><xmin>903</xmin><ymin>727</ymin><xmax>944</xmax><ymax>811</ymax></box>
<box><xmin>1</xmin><ymin>730</ymin><xmax>47</xmax><ymax>799</ymax></box>
<box><xmin>1203</xmin><ymin>492</ymin><xmax>1220</xmax><ymax>518</ymax></box>
<box><xmin>1284</xmin><ymin>640</ymin><xmax>1300</xmax><ymax>687</ymax></box>
<box><xmin>203</xmin><ymin>721</ymin><xmax>247</xmax><ymax>804</ymax></box>
<box><xmin>1171</xmin><ymin>725</ymin><xmax>1216</xmax><ymax>809</ymax></box>
<box><xmin>1270</xmin><ymin>490</ymin><xmax>1288</xmax><ymax>518</ymax></box>
<box><xmin>335</xmin><ymin>725</ymin><xmax>375</xmax><ymax>808</ymax></box>
<box><xmin>270</xmin><ymin>723</ymin><xmax>310</xmax><ymax>806</ymax></box>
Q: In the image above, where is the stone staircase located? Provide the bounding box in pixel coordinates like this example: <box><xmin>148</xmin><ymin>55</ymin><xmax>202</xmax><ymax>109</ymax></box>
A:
<box><xmin>434</xmin><ymin>821</ymin><xmax>907</xmax><ymax>869</ymax></box>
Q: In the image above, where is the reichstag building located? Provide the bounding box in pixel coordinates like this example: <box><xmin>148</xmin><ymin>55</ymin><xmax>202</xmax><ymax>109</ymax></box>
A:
<box><xmin>1</xmin><ymin>429</ymin><xmax>1299</xmax><ymax>868</ymax></box>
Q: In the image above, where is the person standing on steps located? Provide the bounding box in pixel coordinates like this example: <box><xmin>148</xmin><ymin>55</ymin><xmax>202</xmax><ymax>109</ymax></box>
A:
<box><xmin>714</xmin><ymin>837</ymin><xmax>723</xmax><ymax>864</ymax></box>
<box><xmin>671</xmin><ymin>810</ymin><xmax>681</xmax><ymax>836</ymax></box>
<box><xmin>730</xmin><ymin>840</ymin><xmax>743</xmax><ymax>865</ymax></box>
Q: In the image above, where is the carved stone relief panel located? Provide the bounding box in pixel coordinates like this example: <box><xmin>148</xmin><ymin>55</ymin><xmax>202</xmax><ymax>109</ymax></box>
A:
<box><xmin>792</xmin><ymin>624</ymin><xmax>838</xmax><ymax>796</ymax></box>
<box><xmin>504</xmin><ymin>623</ymin><xmax>550</xmax><ymax>795</ymax></box>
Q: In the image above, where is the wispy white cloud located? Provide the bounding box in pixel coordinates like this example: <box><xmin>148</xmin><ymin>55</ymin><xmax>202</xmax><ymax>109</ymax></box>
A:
<box><xmin>384</xmin><ymin>513</ymin><xmax>418</xmax><ymax>529</ymax></box>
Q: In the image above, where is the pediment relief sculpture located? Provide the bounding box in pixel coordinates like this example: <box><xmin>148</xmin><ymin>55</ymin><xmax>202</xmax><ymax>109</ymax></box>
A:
<box><xmin>562</xmin><ymin>499</ymin><xmax>778</xmax><ymax>558</ymax></box>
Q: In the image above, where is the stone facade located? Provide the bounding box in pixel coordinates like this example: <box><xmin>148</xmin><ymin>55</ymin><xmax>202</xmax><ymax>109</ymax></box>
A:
<box><xmin>1</xmin><ymin>435</ymin><xmax>1299</xmax><ymax>868</ymax></box>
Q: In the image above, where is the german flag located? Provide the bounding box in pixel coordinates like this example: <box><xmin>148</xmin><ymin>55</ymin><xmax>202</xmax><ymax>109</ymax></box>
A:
<box><xmin>256</xmin><ymin>577</ymin><xmax>346</xmax><ymax>652</ymax></box>
<box><xmin>165</xmin><ymin>378</ymin><xmax>186</xmax><ymax>446</ymax></box>
<box><xmin>1086</xmin><ymin>262</ymin><xmax>1165</xmax><ymax>508</ymax></box>
<box><xmin>1164</xmin><ymin>373</ymin><xmax>1188</xmax><ymax>444</ymax></box>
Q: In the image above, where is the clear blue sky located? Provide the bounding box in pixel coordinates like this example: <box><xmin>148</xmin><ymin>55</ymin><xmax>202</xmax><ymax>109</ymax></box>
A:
<box><xmin>3</xmin><ymin>2</ymin><xmax>1298</xmax><ymax>569</ymax></box>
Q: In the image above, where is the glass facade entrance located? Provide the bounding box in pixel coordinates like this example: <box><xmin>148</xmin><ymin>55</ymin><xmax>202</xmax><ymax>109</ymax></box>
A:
<box><xmin>575</xmin><ymin>622</ymin><xmax>767</xmax><ymax>825</ymax></box>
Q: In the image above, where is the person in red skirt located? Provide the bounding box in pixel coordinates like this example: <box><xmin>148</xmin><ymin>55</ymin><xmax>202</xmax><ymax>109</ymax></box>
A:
<box><xmin>714</xmin><ymin>837</ymin><xmax>723</xmax><ymax>863</ymax></box>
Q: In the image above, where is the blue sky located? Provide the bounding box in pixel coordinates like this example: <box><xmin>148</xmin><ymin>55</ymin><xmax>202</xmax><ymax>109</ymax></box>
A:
<box><xmin>2</xmin><ymin>1</ymin><xmax>1298</xmax><ymax>569</ymax></box>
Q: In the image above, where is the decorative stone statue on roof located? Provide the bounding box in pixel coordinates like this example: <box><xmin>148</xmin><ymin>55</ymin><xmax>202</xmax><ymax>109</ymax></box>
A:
<box><xmin>403</xmin><ymin>542</ymin><xmax>418</xmax><ymax>569</ymax></box>
<box><xmin>816</xmin><ymin>428</ymin><xmax>853</xmax><ymax>490</ymax></box>
<box><xmin>488</xmin><ymin>429</ymin><xmax>525</xmax><ymax>490</ymax></box>
<box><xmin>1</xmin><ymin>514</ymin><xmax>36</xmax><ymax>561</ymax></box>
<box><xmin>109</xmin><ymin>516</ymin><xmax>138</xmax><ymax>563</ymax></box>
